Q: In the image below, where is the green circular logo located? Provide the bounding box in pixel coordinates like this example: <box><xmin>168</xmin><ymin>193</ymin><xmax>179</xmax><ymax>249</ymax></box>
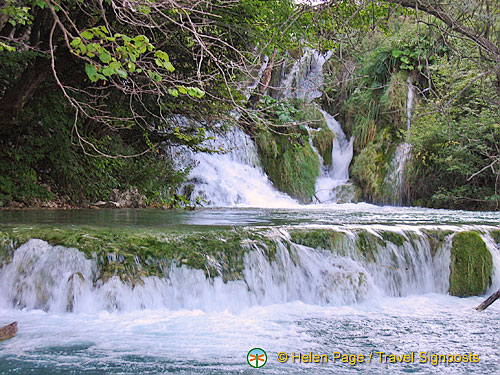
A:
<box><xmin>247</xmin><ymin>348</ymin><xmax>267</xmax><ymax>368</ymax></box>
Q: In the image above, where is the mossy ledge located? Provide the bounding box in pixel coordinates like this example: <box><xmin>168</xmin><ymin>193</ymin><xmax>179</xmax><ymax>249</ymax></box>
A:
<box><xmin>0</xmin><ymin>226</ymin><xmax>278</xmax><ymax>285</ymax></box>
<box><xmin>449</xmin><ymin>231</ymin><xmax>492</xmax><ymax>297</ymax></box>
<box><xmin>289</xmin><ymin>228</ymin><xmax>394</xmax><ymax>262</ymax></box>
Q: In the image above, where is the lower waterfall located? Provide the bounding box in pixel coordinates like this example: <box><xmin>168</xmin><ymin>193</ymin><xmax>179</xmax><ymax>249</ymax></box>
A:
<box><xmin>1</xmin><ymin>226</ymin><xmax>497</xmax><ymax>313</ymax></box>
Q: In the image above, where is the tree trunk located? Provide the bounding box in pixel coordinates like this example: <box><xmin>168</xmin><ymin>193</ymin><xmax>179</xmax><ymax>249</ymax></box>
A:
<box><xmin>0</xmin><ymin>57</ymin><xmax>53</xmax><ymax>130</ymax></box>
<box><xmin>0</xmin><ymin>322</ymin><xmax>17</xmax><ymax>341</ymax></box>
<box><xmin>248</xmin><ymin>49</ymin><xmax>278</xmax><ymax>109</ymax></box>
<box><xmin>476</xmin><ymin>289</ymin><xmax>500</xmax><ymax>311</ymax></box>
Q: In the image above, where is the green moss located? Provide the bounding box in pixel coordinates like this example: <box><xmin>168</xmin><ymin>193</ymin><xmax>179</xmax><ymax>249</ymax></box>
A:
<box><xmin>312</xmin><ymin>127</ymin><xmax>334</xmax><ymax>166</ymax></box>
<box><xmin>449</xmin><ymin>231</ymin><xmax>492</xmax><ymax>297</ymax></box>
<box><xmin>379</xmin><ymin>231</ymin><xmax>406</xmax><ymax>247</ymax></box>
<box><xmin>355</xmin><ymin>231</ymin><xmax>383</xmax><ymax>261</ymax></box>
<box><xmin>255</xmin><ymin>130</ymin><xmax>320</xmax><ymax>203</ymax></box>
<box><xmin>350</xmin><ymin>128</ymin><xmax>395</xmax><ymax>203</ymax></box>
<box><xmin>0</xmin><ymin>225</ymin><xmax>276</xmax><ymax>285</ymax></box>
<box><xmin>289</xmin><ymin>229</ymin><xmax>348</xmax><ymax>255</ymax></box>
<box><xmin>421</xmin><ymin>229</ymin><xmax>453</xmax><ymax>257</ymax></box>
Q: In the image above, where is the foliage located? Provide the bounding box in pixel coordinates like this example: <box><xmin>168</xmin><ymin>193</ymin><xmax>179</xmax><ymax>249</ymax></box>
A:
<box><xmin>0</xmin><ymin>91</ymin><xmax>186</xmax><ymax>207</ymax></box>
<box><xmin>350</xmin><ymin>129</ymin><xmax>394</xmax><ymax>203</ymax></box>
<box><xmin>255</xmin><ymin>128</ymin><xmax>320</xmax><ymax>203</ymax></box>
<box><xmin>312</xmin><ymin>127</ymin><xmax>334</xmax><ymax>166</ymax></box>
<box><xmin>408</xmin><ymin>49</ymin><xmax>500</xmax><ymax>210</ymax></box>
<box><xmin>249</xmin><ymin>97</ymin><xmax>322</xmax><ymax>203</ymax></box>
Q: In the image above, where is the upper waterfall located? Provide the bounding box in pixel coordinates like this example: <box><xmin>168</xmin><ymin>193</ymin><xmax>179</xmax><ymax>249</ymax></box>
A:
<box><xmin>170</xmin><ymin>125</ymin><xmax>298</xmax><ymax>208</ymax></box>
<box><xmin>313</xmin><ymin>110</ymin><xmax>354</xmax><ymax>204</ymax></box>
<box><xmin>280</xmin><ymin>48</ymin><xmax>333</xmax><ymax>102</ymax></box>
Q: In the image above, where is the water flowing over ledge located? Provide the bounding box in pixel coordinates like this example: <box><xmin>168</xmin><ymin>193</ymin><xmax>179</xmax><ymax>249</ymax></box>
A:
<box><xmin>1</xmin><ymin>224</ymin><xmax>498</xmax><ymax>314</ymax></box>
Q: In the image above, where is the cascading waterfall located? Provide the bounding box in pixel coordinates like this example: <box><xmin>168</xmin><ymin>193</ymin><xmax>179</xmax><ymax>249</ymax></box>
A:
<box><xmin>169</xmin><ymin>124</ymin><xmax>297</xmax><ymax>207</ymax></box>
<box><xmin>280</xmin><ymin>48</ymin><xmax>333</xmax><ymax>102</ymax></box>
<box><xmin>384</xmin><ymin>79</ymin><xmax>415</xmax><ymax>206</ymax></box>
<box><xmin>406</xmin><ymin>77</ymin><xmax>414</xmax><ymax>132</ymax></box>
<box><xmin>2</xmin><ymin>226</ymin><xmax>495</xmax><ymax>314</ymax></box>
<box><xmin>174</xmin><ymin>48</ymin><xmax>356</xmax><ymax>207</ymax></box>
<box><xmin>313</xmin><ymin>110</ymin><xmax>355</xmax><ymax>203</ymax></box>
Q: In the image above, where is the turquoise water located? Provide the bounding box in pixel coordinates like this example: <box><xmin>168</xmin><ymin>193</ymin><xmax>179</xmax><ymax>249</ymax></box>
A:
<box><xmin>0</xmin><ymin>205</ymin><xmax>499</xmax><ymax>227</ymax></box>
<box><xmin>0</xmin><ymin>206</ymin><xmax>499</xmax><ymax>374</ymax></box>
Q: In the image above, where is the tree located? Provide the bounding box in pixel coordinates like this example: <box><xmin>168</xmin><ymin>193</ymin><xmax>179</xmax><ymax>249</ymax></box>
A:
<box><xmin>0</xmin><ymin>0</ymin><xmax>307</xmax><ymax>156</ymax></box>
<box><xmin>320</xmin><ymin>0</ymin><xmax>499</xmax><ymax>98</ymax></box>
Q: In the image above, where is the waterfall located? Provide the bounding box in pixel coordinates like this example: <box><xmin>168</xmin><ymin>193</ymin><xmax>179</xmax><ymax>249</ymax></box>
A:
<box><xmin>406</xmin><ymin>77</ymin><xmax>414</xmax><ymax>132</ymax></box>
<box><xmin>384</xmin><ymin>142</ymin><xmax>413</xmax><ymax>206</ymax></box>
<box><xmin>280</xmin><ymin>48</ymin><xmax>333</xmax><ymax>102</ymax></box>
<box><xmin>313</xmin><ymin>110</ymin><xmax>355</xmax><ymax>203</ymax></box>
<box><xmin>384</xmin><ymin>79</ymin><xmax>415</xmax><ymax>206</ymax></box>
<box><xmin>169</xmin><ymin>124</ymin><xmax>297</xmax><ymax>208</ymax></box>
<box><xmin>2</xmin><ymin>226</ymin><xmax>493</xmax><ymax>313</ymax></box>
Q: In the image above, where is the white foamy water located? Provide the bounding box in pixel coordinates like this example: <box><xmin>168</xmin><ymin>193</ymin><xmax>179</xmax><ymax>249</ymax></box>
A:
<box><xmin>384</xmin><ymin>142</ymin><xmax>413</xmax><ymax>206</ymax></box>
<box><xmin>170</xmin><ymin>125</ymin><xmax>298</xmax><ymax>208</ymax></box>
<box><xmin>1</xmin><ymin>226</ymin><xmax>495</xmax><ymax>313</ymax></box>
<box><xmin>313</xmin><ymin>110</ymin><xmax>354</xmax><ymax>204</ymax></box>
<box><xmin>1</xmin><ymin>224</ymin><xmax>499</xmax><ymax>374</ymax></box>
<box><xmin>1</xmin><ymin>295</ymin><xmax>499</xmax><ymax>374</ymax></box>
<box><xmin>281</xmin><ymin>48</ymin><xmax>333</xmax><ymax>102</ymax></box>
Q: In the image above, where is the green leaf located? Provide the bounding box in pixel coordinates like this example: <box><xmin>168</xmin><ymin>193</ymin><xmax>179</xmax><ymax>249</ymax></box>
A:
<box><xmin>0</xmin><ymin>41</ymin><xmax>15</xmax><ymax>52</ymax></box>
<box><xmin>116</xmin><ymin>69</ymin><xmax>127</xmax><ymax>78</ymax></box>
<box><xmin>391</xmin><ymin>49</ymin><xmax>402</xmax><ymax>58</ymax></box>
<box><xmin>85</xmin><ymin>63</ymin><xmax>99</xmax><ymax>82</ymax></box>
<box><xmin>168</xmin><ymin>88</ymin><xmax>179</xmax><ymax>97</ymax></box>
<box><xmin>70</xmin><ymin>37</ymin><xmax>82</xmax><ymax>48</ymax></box>
<box><xmin>164</xmin><ymin>61</ymin><xmax>175</xmax><ymax>72</ymax></box>
<box><xmin>81</xmin><ymin>30</ymin><xmax>94</xmax><ymax>40</ymax></box>
<box><xmin>147</xmin><ymin>70</ymin><xmax>162</xmax><ymax>82</ymax></box>
<box><xmin>99</xmin><ymin>52</ymin><xmax>112</xmax><ymax>64</ymax></box>
<box><xmin>186</xmin><ymin>87</ymin><xmax>205</xmax><ymax>99</ymax></box>
<box><xmin>400</xmin><ymin>56</ymin><xmax>410</xmax><ymax>64</ymax></box>
<box><xmin>101</xmin><ymin>66</ymin><xmax>115</xmax><ymax>77</ymax></box>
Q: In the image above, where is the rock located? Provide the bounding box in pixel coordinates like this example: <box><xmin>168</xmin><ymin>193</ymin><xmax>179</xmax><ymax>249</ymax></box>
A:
<box><xmin>0</xmin><ymin>322</ymin><xmax>18</xmax><ymax>341</ymax></box>
<box><xmin>110</xmin><ymin>188</ymin><xmax>146</xmax><ymax>208</ymax></box>
<box><xmin>93</xmin><ymin>201</ymin><xmax>120</xmax><ymax>208</ymax></box>
<box><xmin>449</xmin><ymin>231</ymin><xmax>492</xmax><ymax>297</ymax></box>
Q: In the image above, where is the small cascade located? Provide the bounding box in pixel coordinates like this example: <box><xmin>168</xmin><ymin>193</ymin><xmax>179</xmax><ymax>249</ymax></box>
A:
<box><xmin>169</xmin><ymin>124</ymin><xmax>297</xmax><ymax>207</ymax></box>
<box><xmin>406</xmin><ymin>77</ymin><xmax>414</xmax><ymax>132</ymax></box>
<box><xmin>384</xmin><ymin>142</ymin><xmax>413</xmax><ymax>206</ymax></box>
<box><xmin>313</xmin><ymin>110</ymin><xmax>355</xmax><ymax>203</ymax></box>
<box><xmin>1</xmin><ymin>226</ymin><xmax>492</xmax><ymax>314</ymax></box>
<box><xmin>384</xmin><ymin>78</ymin><xmax>415</xmax><ymax>205</ymax></box>
<box><xmin>280</xmin><ymin>48</ymin><xmax>333</xmax><ymax>102</ymax></box>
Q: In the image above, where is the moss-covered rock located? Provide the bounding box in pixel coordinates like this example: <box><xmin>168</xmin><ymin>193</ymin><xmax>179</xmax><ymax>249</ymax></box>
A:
<box><xmin>312</xmin><ymin>127</ymin><xmax>334</xmax><ymax>166</ymax></box>
<box><xmin>355</xmin><ymin>231</ymin><xmax>384</xmax><ymax>261</ymax></box>
<box><xmin>421</xmin><ymin>229</ymin><xmax>453</xmax><ymax>257</ymax></box>
<box><xmin>449</xmin><ymin>231</ymin><xmax>492</xmax><ymax>297</ymax></box>
<box><xmin>379</xmin><ymin>230</ymin><xmax>406</xmax><ymax>247</ymax></box>
<box><xmin>255</xmin><ymin>130</ymin><xmax>320</xmax><ymax>203</ymax></box>
<box><xmin>289</xmin><ymin>228</ymin><xmax>382</xmax><ymax>262</ymax></box>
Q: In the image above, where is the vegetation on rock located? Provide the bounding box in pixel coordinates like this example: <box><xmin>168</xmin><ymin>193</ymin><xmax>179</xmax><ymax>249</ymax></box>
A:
<box><xmin>449</xmin><ymin>231</ymin><xmax>492</xmax><ymax>297</ymax></box>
